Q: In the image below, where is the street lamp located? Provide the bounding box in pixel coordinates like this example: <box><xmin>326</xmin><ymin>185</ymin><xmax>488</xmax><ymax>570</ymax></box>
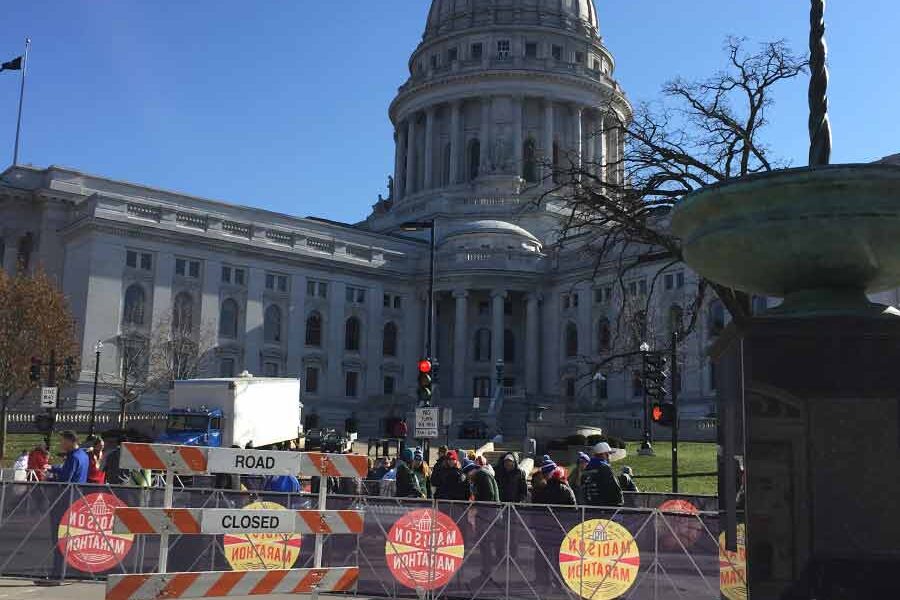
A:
<box><xmin>399</xmin><ymin>221</ymin><xmax>437</xmax><ymax>360</ymax></box>
<box><xmin>638</xmin><ymin>341</ymin><xmax>655</xmax><ymax>456</ymax></box>
<box><xmin>89</xmin><ymin>340</ymin><xmax>102</xmax><ymax>436</ymax></box>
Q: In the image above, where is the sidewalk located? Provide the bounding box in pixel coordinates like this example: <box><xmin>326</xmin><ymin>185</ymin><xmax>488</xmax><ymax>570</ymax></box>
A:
<box><xmin>0</xmin><ymin>579</ymin><xmax>372</xmax><ymax>600</ymax></box>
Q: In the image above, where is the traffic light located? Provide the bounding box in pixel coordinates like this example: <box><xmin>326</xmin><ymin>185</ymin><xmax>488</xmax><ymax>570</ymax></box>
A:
<box><xmin>643</xmin><ymin>352</ymin><xmax>668</xmax><ymax>402</ymax></box>
<box><xmin>417</xmin><ymin>359</ymin><xmax>433</xmax><ymax>405</ymax></box>
<box><xmin>651</xmin><ymin>401</ymin><xmax>676</xmax><ymax>427</ymax></box>
<box><xmin>29</xmin><ymin>357</ymin><xmax>41</xmax><ymax>383</ymax></box>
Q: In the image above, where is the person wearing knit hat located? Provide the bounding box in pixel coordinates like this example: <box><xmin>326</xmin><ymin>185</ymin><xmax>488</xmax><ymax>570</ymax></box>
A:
<box><xmin>394</xmin><ymin>448</ymin><xmax>424</xmax><ymax>499</ymax></box>
<box><xmin>432</xmin><ymin>450</ymin><xmax>469</xmax><ymax>501</ymax></box>
<box><xmin>532</xmin><ymin>454</ymin><xmax>576</xmax><ymax>507</ymax></box>
<box><xmin>412</xmin><ymin>448</ymin><xmax>432</xmax><ymax>498</ymax></box>
<box><xmin>570</xmin><ymin>452</ymin><xmax>591</xmax><ymax>504</ymax></box>
<box><xmin>463</xmin><ymin>455</ymin><xmax>500</xmax><ymax>585</ymax></box>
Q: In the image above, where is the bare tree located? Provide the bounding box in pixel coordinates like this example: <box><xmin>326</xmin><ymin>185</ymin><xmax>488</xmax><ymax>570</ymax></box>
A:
<box><xmin>545</xmin><ymin>38</ymin><xmax>807</xmax><ymax>333</ymax></box>
<box><xmin>104</xmin><ymin>315</ymin><xmax>215</xmax><ymax>428</ymax></box>
<box><xmin>0</xmin><ymin>269</ymin><xmax>80</xmax><ymax>457</ymax></box>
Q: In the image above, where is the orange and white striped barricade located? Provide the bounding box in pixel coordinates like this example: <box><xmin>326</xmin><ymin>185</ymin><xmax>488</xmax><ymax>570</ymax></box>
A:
<box><xmin>113</xmin><ymin>443</ymin><xmax>367</xmax><ymax>600</ymax></box>
<box><xmin>106</xmin><ymin>567</ymin><xmax>359</xmax><ymax>600</ymax></box>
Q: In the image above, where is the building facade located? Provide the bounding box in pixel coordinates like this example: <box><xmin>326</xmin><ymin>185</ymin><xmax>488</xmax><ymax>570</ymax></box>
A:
<box><xmin>9</xmin><ymin>0</ymin><xmax>884</xmax><ymax>438</ymax></box>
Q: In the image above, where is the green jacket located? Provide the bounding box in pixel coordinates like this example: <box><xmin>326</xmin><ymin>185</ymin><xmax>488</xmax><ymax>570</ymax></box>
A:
<box><xmin>395</xmin><ymin>461</ymin><xmax>424</xmax><ymax>498</ymax></box>
<box><xmin>412</xmin><ymin>469</ymin><xmax>432</xmax><ymax>499</ymax></box>
<box><xmin>471</xmin><ymin>469</ymin><xmax>500</xmax><ymax>502</ymax></box>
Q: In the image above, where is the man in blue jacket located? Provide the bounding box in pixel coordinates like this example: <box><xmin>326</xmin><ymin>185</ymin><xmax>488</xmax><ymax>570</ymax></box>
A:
<box><xmin>49</xmin><ymin>431</ymin><xmax>89</xmax><ymax>483</ymax></box>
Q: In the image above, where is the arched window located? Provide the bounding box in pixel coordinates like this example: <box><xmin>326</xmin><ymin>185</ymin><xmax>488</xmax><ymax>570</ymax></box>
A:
<box><xmin>565</xmin><ymin>322</ymin><xmax>578</xmax><ymax>358</ymax></box>
<box><xmin>305</xmin><ymin>312</ymin><xmax>322</xmax><ymax>347</ymax></box>
<box><xmin>709</xmin><ymin>300</ymin><xmax>725</xmax><ymax>336</ymax></box>
<box><xmin>467</xmin><ymin>138</ymin><xmax>481</xmax><ymax>181</ymax></box>
<box><xmin>264</xmin><ymin>305</ymin><xmax>282</xmax><ymax>343</ymax></box>
<box><xmin>123</xmin><ymin>284</ymin><xmax>146</xmax><ymax>326</ymax></box>
<box><xmin>219</xmin><ymin>299</ymin><xmax>239</xmax><ymax>338</ymax></box>
<box><xmin>345</xmin><ymin>316</ymin><xmax>362</xmax><ymax>352</ymax></box>
<box><xmin>504</xmin><ymin>329</ymin><xmax>515</xmax><ymax>363</ymax></box>
<box><xmin>522</xmin><ymin>138</ymin><xmax>538</xmax><ymax>182</ymax></box>
<box><xmin>172</xmin><ymin>292</ymin><xmax>194</xmax><ymax>336</ymax></box>
<box><xmin>669</xmin><ymin>304</ymin><xmax>684</xmax><ymax>336</ymax></box>
<box><xmin>474</xmin><ymin>328</ymin><xmax>491</xmax><ymax>362</ymax></box>
<box><xmin>597</xmin><ymin>318</ymin><xmax>611</xmax><ymax>352</ymax></box>
<box><xmin>383</xmin><ymin>322</ymin><xmax>398</xmax><ymax>357</ymax></box>
<box><xmin>442</xmin><ymin>143</ymin><xmax>452</xmax><ymax>186</ymax></box>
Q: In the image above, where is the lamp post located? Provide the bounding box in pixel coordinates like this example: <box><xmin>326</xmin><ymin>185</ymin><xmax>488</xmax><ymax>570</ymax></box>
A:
<box><xmin>89</xmin><ymin>340</ymin><xmax>102</xmax><ymax>436</ymax></box>
<box><xmin>638</xmin><ymin>341</ymin><xmax>654</xmax><ymax>456</ymax></box>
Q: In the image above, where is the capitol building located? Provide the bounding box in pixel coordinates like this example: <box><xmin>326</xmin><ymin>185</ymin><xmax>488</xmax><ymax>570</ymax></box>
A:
<box><xmin>1</xmin><ymin>0</ymin><xmax>839</xmax><ymax>438</ymax></box>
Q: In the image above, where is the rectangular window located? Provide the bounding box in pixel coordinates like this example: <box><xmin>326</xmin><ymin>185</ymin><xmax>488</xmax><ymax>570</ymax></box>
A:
<box><xmin>346</xmin><ymin>287</ymin><xmax>354</xmax><ymax>303</ymax></box>
<box><xmin>473</xmin><ymin>377</ymin><xmax>491</xmax><ymax>397</ymax></box>
<box><xmin>345</xmin><ymin>371</ymin><xmax>359</xmax><ymax>398</ymax></box>
<box><xmin>305</xmin><ymin>367</ymin><xmax>319</xmax><ymax>394</ymax></box>
<box><xmin>221</xmin><ymin>266</ymin><xmax>232</xmax><ymax>284</ymax></box>
<box><xmin>383</xmin><ymin>376</ymin><xmax>395</xmax><ymax>395</ymax></box>
<box><xmin>430</xmin><ymin>54</ymin><xmax>438</xmax><ymax>69</ymax></box>
<box><xmin>307</xmin><ymin>281</ymin><xmax>317</xmax><ymax>297</ymax></box>
<box><xmin>346</xmin><ymin>286</ymin><xmax>365</xmax><ymax>304</ymax></box>
<box><xmin>525</xmin><ymin>42</ymin><xmax>537</xmax><ymax>58</ymax></box>
<box><xmin>551</xmin><ymin>45</ymin><xmax>562</xmax><ymax>61</ymax></box>
<box><xmin>575</xmin><ymin>51</ymin><xmax>585</xmax><ymax>64</ymax></box>
<box><xmin>277</xmin><ymin>275</ymin><xmax>288</xmax><ymax>293</ymax></box>
<box><xmin>318</xmin><ymin>282</ymin><xmax>328</xmax><ymax>298</ymax></box>
<box><xmin>265</xmin><ymin>273</ymin><xmax>275</xmax><ymax>290</ymax></box>
<box><xmin>496</xmin><ymin>40</ymin><xmax>510</xmax><ymax>60</ymax></box>
<box><xmin>263</xmin><ymin>362</ymin><xmax>279</xmax><ymax>377</ymax></box>
<box><xmin>384</xmin><ymin>293</ymin><xmax>391</xmax><ymax>308</ymax></box>
<box><xmin>471</xmin><ymin>42</ymin><xmax>483</xmax><ymax>60</ymax></box>
<box><xmin>175</xmin><ymin>258</ymin><xmax>186</xmax><ymax>276</ymax></box>
<box><xmin>565</xmin><ymin>379</ymin><xmax>576</xmax><ymax>398</ymax></box>
<box><xmin>126</xmin><ymin>250</ymin><xmax>137</xmax><ymax>268</ymax></box>
<box><xmin>234</xmin><ymin>268</ymin><xmax>245</xmax><ymax>286</ymax></box>
<box><xmin>140</xmin><ymin>253</ymin><xmax>152</xmax><ymax>271</ymax></box>
<box><xmin>664</xmin><ymin>274</ymin><xmax>674</xmax><ymax>290</ymax></box>
<box><xmin>597</xmin><ymin>377</ymin><xmax>608</xmax><ymax>399</ymax></box>
<box><xmin>219</xmin><ymin>358</ymin><xmax>235</xmax><ymax>378</ymax></box>
<box><xmin>447</xmin><ymin>47</ymin><xmax>458</xmax><ymax>62</ymax></box>
<box><xmin>188</xmin><ymin>260</ymin><xmax>200</xmax><ymax>279</ymax></box>
<box><xmin>394</xmin><ymin>296</ymin><xmax>402</xmax><ymax>309</ymax></box>
<box><xmin>676</xmin><ymin>272</ymin><xmax>685</xmax><ymax>289</ymax></box>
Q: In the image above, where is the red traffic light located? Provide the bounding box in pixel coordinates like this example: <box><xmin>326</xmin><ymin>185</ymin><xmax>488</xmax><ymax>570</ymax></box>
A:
<box><xmin>418</xmin><ymin>359</ymin><xmax>432</xmax><ymax>374</ymax></box>
<box><xmin>652</xmin><ymin>404</ymin><xmax>663</xmax><ymax>422</ymax></box>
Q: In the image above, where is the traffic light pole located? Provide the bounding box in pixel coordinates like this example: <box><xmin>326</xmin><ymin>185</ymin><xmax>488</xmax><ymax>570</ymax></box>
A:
<box><xmin>671</xmin><ymin>331</ymin><xmax>679</xmax><ymax>493</ymax></box>
<box><xmin>639</xmin><ymin>351</ymin><xmax>654</xmax><ymax>456</ymax></box>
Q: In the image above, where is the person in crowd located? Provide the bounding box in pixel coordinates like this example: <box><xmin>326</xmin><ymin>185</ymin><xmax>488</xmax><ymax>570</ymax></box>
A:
<box><xmin>463</xmin><ymin>459</ymin><xmax>499</xmax><ymax>502</ymax></box>
<box><xmin>412</xmin><ymin>448</ymin><xmax>432</xmax><ymax>499</ymax></box>
<box><xmin>101</xmin><ymin>436</ymin><xmax>130</xmax><ymax>485</ymax></box>
<box><xmin>462</xmin><ymin>459</ymin><xmax>500</xmax><ymax>585</ymax></box>
<box><xmin>495</xmin><ymin>453</ymin><xmax>528</xmax><ymax>503</ymax></box>
<box><xmin>581</xmin><ymin>442</ymin><xmax>623</xmax><ymax>507</ymax></box>
<box><xmin>395</xmin><ymin>449</ymin><xmax>424</xmax><ymax>498</ymax></box>
<box><xmin>618</xmin><ymin>466</ymin><xmax>639</xmax><ymax>492</ymax></box>
<box><xmin>466</xmin><ymin>450</ymin><xmax>477</xmax><ymax>463</ymax></box>
<box><xmin>28</xmin><ymin>444</ymin><xmax>49</xmax><ymax>481</ymax></box>
<box><xmin>431</xmin><ymin>445</ymin><xmax>449</xmax><ymax>484</ymax></box>
<box><xmin>370</xmin><ymin>457</ymin><xmax>389</xmax><ymax>481</ymax></box>
<box><xmin>46</xmin><ymin>431</ymin><xmax>88</xmax><ymax>483</ymax></box>
<box><xmin>475</xmin><ymin>454</ymin><xmax>495</xmax><ymax>477</ymax></box>
<box><xmin>432</xmin><ymin>450</ymin><xmax>469</xmax><ymax>501</ymax></box>
<box><xmin>263</xmin><ymin>475</ymin><xmax>301</xmax><ymax>493</ymax></box>
<box><xmin>570</xmin><ymin>452</ymin><xmax>590</xmax><ymax>503</ymax></box>
<box><xmin>13</xmin><ymin>449</ymin><xmax>28</xmax><ymax>472</ymax></box>
<box><xmin>392</xmin><ymin>419</ymin><xmax>409</xmax><ymax>453</ymax></box>
<box><xmin>532</xmin><ymin>457</ymin><xmax>576</xmax><ymax>506</ymax></box>
<box><xmin>85</xmin><ymin>437</ymin><xmax>106</xmax><ymax>485</ymax></box>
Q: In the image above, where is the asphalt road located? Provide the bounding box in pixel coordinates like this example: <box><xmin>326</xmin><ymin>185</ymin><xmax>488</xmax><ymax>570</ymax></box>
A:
<box><xmin>0</xmin><ymin>580</ymin><xmax>372</xmax><ymax>600</ymax></box>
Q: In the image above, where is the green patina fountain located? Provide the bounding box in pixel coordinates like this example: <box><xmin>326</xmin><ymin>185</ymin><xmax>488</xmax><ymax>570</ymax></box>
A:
<box><xmin>672</xmin><ymin>1</ymin><xmax>900</xmax><ymax>317</ymax></box>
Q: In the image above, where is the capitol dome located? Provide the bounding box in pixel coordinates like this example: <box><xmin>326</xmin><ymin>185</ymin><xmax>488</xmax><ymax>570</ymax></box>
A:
<box><xmin>426</xmin><ymin>0</ymin><xmax>599</xmax><ymax>39</ymax></box>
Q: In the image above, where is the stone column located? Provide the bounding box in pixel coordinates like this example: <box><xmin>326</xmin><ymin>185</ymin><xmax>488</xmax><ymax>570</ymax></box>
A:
<box><xmin>286</xmin><ymin>274</ymin><xmax>307</xmax><ymax>378</ymax></box>
<box><xmin>491</xmin><ymin>290</ymin><xmax>506</xmax><ymax>365</ymax></box>
<box><xmin>525</xmin><ymin>292</ymin><xmax>540</xmax><ymax>394</ymax></box>
<box><xmin>584</xmin><ymin>112</ymin><xmax>595</xmax><ymax>171</ymax></box>
<box><xmin>595</xmin><ymin>114</ymin><xmax>606</xmax><ymax>182</ymax></box>
<box><xmin>200</xmin><ymin>258</ymin><xmax>221</xmax><ymax>373</ymax></box>
<box><xmin>405</xmin><ymin>115</ymin><xmax>417</xmax><ymax>197</ymax></box>
<box><xmin>512</xmin><ymin>95</ymin><xmax>524</xmax><ymax>178</ymax></box>
<box><xmin>480</xmin><ymin>96</ymin><xmax>492</xmax><ymax>171</ymax></box>
<box><xmin>543</xmin><ymin>100</ymin><xmax>554</xmax><ymax>185</ymax></box>
<box><xmin>393</xmin><ymin>125</ymin><xmax>404</xmax><ymax>199</ymax></box>
<box><xmin>244</xmin><ymin>268</ymin><xmax>265</xmax><ymax>375</ymax></box>
<box><xmin>424</xmin><ymin>106</ymin><xmax>435</xmax><ymax>190</ymax></box>
<box><xmin>449</xmin><ymin>101</ymin><xmax>461</xmax><ymax>185</ymax></box>
<box><xmin>573</xmin><ymin>105</ymin><xmax>584</xmax><ymax>171</ymax></box>
<box><xmin>452</xmin><ymin>289</ymin><xmax>468</xmax><ymax>397</ymax></box>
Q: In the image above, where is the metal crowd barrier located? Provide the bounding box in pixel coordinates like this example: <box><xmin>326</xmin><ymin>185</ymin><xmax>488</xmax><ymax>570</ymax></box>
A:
<box><xmin>0</xmin><ymin>480</ymin><xmax>743</xmax><ymax>600</ymax></box>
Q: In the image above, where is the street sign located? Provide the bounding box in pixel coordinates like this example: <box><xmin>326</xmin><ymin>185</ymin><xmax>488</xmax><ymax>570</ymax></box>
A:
<box><xmin>415</xmin><ymin>407</ymin><xmax>440</xmax><ymax>438</ymax></box>
<box><xmin>206</xmin><ymin>447</ymin><xmax>299</xmax><ymax>476</ymax></box>
<box><xmin>40</xmin><ymin>387</ymin><xmax>57</xmax><ymax>408</ymax></box>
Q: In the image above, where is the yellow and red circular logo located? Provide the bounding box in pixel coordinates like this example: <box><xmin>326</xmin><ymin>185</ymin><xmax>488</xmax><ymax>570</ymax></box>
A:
<box><xmin>385</xmin><ymin>509</ymin><xmax>464</xmax><ymax>591</ymax></box>
<box><xmin>719</xmin><ymin>524</ymin><xmax>747</xmax><ymax>600</ymax></box>
<box><xmin>57</xmin><ymin>493</ymin><xmax>134</xmax><ymax>573</ymax></box>
<box><xmin>559</xmin><ymin>519</ymin><xmax>640</xmax><ymax>600</ymax></box>
<box><xmin>657</xmin><ymin>499</ymin><xmax>703</xmax><ymax>551</ymax></box>
<box><xmin>223</xmin><ymin>501</ymin><xmax>302</xmax><ymax>571</ymax></box>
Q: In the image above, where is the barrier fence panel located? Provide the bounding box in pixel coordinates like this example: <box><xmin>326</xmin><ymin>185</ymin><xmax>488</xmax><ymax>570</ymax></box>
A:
<box><xmin>0</xmin><ymin>481</ymin><xmax>741</xmax><ymax>600</ymax></box>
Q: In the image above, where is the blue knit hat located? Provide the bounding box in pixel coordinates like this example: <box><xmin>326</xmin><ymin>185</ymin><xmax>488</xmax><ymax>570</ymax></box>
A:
<box><xmin>401</xmin><ymin>448</ymin><xmax>415</xmax><ymax>463</ymax></box>
<box><xmin>414</xmin><ymin>448</ymin><xmax>424</xmax><ymax>461</ymax></box>
<box><xmin>540</xmin><ymin>455</ymin><xmax>558</xmax><ymax>475</ymax></box>
<box><xmin>461</xmin><ymin>459</ymin><xmax>479</xmax><ymax>474</ymax></box>
<box><xmin>578</xmin><ymin>452</ymin><xmax>591</xmax><ymax>464</ymax></box>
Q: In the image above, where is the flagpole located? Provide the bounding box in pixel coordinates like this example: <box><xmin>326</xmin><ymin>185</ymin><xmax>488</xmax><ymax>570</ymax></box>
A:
<box><xmin>13</xmin><ymin>37</ymin><xmax>30</xmax><ymax>166</ymax></box>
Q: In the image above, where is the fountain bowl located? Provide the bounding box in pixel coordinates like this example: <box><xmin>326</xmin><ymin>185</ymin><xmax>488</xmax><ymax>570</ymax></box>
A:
<box><xmin>671</xmin><ymin>164</ymin><xmax>900</xmax><ymax>316</ymax></box>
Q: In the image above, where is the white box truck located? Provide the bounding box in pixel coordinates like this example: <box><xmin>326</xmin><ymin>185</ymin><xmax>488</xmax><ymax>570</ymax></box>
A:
<box><xmin>158</xmin><ymin>375</ymin><xmax>302</xmax><ymax>449</ymax></box>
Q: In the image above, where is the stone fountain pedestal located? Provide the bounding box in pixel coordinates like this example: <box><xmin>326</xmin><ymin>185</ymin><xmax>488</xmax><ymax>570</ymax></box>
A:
<box><xmin>672</xmin><ymin>164</ymin><xmax>900</xmax><ymax>599</ymax></box>
<box><xmin>713</xmin><ymin>316</ymin><xmax>900</xmax><ymax>598</ymax></box>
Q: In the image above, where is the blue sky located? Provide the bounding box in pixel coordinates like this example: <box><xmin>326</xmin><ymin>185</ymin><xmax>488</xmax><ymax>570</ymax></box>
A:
<box><xmin>0</xmin><ymin>1</ymin><xmax>896</xmax><ymax>223</ymax></box>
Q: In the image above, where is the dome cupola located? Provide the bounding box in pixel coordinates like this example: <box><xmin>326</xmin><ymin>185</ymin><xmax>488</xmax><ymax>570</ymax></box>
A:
<box><xmin>425</xmin><ymin>0</ymin><xmax>600</xmax><ymax>39</ymax></box>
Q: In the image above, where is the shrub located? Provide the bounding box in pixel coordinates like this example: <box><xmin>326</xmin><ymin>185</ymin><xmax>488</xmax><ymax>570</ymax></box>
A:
<box><xmin>566</xmin><ymin>434</ymin><xmax>587</xmax><ymax>447</ymax></box>
<box><xmin>586</xmin><ymin>434</ymin><xmax>604</xmax><ymax>445</ymax></box>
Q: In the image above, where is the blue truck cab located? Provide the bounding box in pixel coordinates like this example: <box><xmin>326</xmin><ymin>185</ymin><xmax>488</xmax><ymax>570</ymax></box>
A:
<box><xmin>158</xmin><ymin>407</ymin><xmax>224</xmax><ymax>447</ymax></box>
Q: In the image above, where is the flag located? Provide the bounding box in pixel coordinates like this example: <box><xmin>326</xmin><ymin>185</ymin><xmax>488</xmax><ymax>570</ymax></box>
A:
<box><xmin>0</xmin><ymin>56</ymin><xmax>22</xmax><ymax>72</ymax></box>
